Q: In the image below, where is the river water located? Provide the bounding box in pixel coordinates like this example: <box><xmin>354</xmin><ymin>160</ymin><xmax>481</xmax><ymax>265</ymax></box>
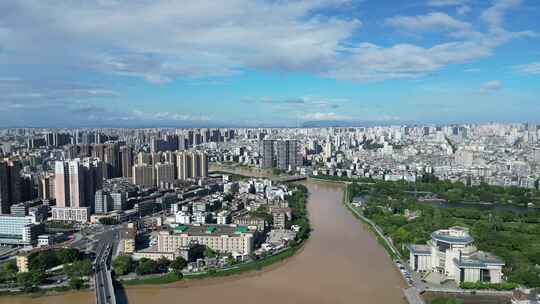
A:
<box><xmin>0</xmin><ymin>180</ymin><xmax>406</xmax><ymax>304</ymax></box>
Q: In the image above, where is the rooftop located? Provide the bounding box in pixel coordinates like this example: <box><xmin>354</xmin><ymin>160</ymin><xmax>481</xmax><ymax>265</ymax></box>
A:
<box><xmin>455</xmin><ymin>251</ymin><xmax>505</xmax><ymax>268</ymax></box>
<box><xmin>431</xmin><ymin>226</ymin><xmax>474</xmax><ymax>244</ymax></box>
<box><xmin>167</xmin><ymin>224</ymin><xmax>253</xmax><ymax>237</ymax></box>
<box><xmin>408</xmin><ymin>244</ymin><xmax>431</xmax><ymax>255</ymax></box>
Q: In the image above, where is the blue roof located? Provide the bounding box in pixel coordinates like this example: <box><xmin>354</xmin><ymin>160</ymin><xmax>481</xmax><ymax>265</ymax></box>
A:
<box><xmin>408</xmin><ymin>244</ymin><xmax>431</xmax><ymax>255</ymax></box>
<box><xmin>431</xmin><ymin>231</ymin><xmax>474</xmax><ymax>244</ymax></box>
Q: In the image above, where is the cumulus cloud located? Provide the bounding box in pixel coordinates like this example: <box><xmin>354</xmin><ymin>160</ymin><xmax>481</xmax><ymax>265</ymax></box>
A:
<box><xmin>130</xmin><ymin>110</ymin><xmax>210</xmax><ymax>122</ymax></box>
<box><xmin>252</xmin><ymin>95</ymin><xmax>345</xmax><ymax>109</ymax></box>
<box><xmin>427</xmin><ymin>0</ymin><xmax>471</xmax><ymax>15</ymax></box>
<box><xmin>0</xmin><ymin>0</ymin><xmax>359</xmax><ymax>83</ymax></box>
<box><xmin>385</xmin><ymin>12</ymin><xmax>472</xmax><ymax>34</ymax></box>
<box><xmin>481</xmin><ymin>80</ymin><xmax>503</xmax><ymax>91</ymax></box>
<box><xmin>326</xmin><ymin>0</ymin><xmax>535</xmax><ymax>82</ymax></box>
<box><xmin>0</xmin><ymin>0</ymin><xmax>536</xmax><ymax>122</ymax></box>
<box><xmin>481</xmin><ymin>0</ymin><xmax>522</xmax><ymax>30</ymax></box>
<box><xmin>513</xmin><ymin>61</ymin><xmax>540</xmax><ymax>74</ymax></box>
<box><xmin>0</xmin><ymin>78</ymin><xmax>119</xmax><ymax>111</ymax></box>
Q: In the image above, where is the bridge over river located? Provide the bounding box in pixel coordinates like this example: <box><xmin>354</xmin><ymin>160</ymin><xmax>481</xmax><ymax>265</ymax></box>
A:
<box><xmin>95</xmin><ymin>242</ymin><xmax>116</xmax><ymax>304</ymax></box>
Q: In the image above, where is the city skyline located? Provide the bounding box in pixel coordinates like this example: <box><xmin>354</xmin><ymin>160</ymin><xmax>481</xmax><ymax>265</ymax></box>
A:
<box><xmin>1</xmin><ymin>0</ymin><xmax>539</xmax><ymax>127</ymax></box>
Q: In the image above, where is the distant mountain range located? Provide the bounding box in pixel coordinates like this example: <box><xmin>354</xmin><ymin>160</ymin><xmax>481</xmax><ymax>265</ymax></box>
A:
<box><xmin>301</xmin><ymin>119</ymin><xmax>417</xmax><ymax>128</ymax></box>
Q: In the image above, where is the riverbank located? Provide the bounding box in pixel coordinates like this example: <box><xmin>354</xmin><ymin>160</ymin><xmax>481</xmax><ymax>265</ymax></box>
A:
<box><xmin>341</xmin><ymin>184</ymin><xmax>401</xmax><ymax>260</ymax></box>
<box><xmin>121</xmin><ymin>240</ymin><xmax>306</xmax><ymax>286</ymax></box>
<box><xmin>119</xmin><ymin>182</ymin><xmax>310</xmax><ymax>287</ymax></box>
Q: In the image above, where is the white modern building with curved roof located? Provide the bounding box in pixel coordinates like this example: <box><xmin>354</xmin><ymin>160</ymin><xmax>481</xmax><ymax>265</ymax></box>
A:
<box><xmin>409</xmin><ymin>226</ymin><xmax>504</xmax><ymax>284</ymax></box>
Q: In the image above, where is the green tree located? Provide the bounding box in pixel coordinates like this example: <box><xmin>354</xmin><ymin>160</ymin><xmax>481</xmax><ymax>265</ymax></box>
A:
<box><xmin>170</xmin><ymin>257</ymin><xmax>187</xmax><ymax>275</ymax></box>
<box><xmin>65</xmin><ymin>259</ymin><xmax>92</xmax><ymax>277</ymax></box>
<box><xmin>431</xmin><ymin>298</ymin><xmax>464</xmax><ymax>304</ymax></box>
<box><xmin>156</xmin><ymin>257</ymin><xmax>171</xmax><ymax>272</ymax></box>
<box><xmin>69</xmin><ymin>277</ymin><xmax>84</xmax><ymax>290</ymax></box>
<box><xmin>16</xmin><ymin>272</ymin><xmax>34</xmax><ymax>290</ymax></box>
<box><xmin>56</xmin><ymin>248</ymin><xmax>82</xmax><ymax>264</ymax></box>
<box><xmin>112</xmin><ymin>255</ymin><xmax>133</xmax><ymax>276</ymax></box>
<box><xmin>1</xmin><ymin>261</ymin><xmax>18</xmax><ymax>281</ymax></box>
<box><xmin>204</xmin><ymin>247</ymin><xmax>217</xmax><ymax>258</ymax></box>
<box><xmin>99</xmin><ymin>217</ymin><xmax>119</xmax><ymax>225</ymax></box>
<box><xmin>31</xmin><ymin>270</ymin><xmax>46</xmax><ymax>285</ymax></box>
<box><xmin>135</xmin><ymin>258</ymin><xmax>159</xmax><ymax>276</ymax></box>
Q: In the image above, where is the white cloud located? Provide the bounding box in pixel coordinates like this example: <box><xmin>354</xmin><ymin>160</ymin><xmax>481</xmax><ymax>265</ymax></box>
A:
<box><xmin>427</xmin><ymin>0</ymin><xmax>469</xmax><ymax>6</ymax></box>
<box><xmin>327</xmin><ymin>0</ymin><xmax>536</xmax><ymax>82</ymax></box>
<box><xmin>0</xmin><ymin>0</ymin><xmax>536</xmax><ymax>87</ymax></box>
<box><xmin>513</xmin><ymin>61</ymin><xmax>540</xmax><ymax>74</ymax></box>
<box><xmin>481</xmin><ymin>80</ymin><xmax>503</xmax><ymax>91</ymax></box>
<box><xmin>385</xmin><ymin>12</ymin><xmax>472</xmax><ymax>34</ymax></box>
<box><xmin>481</xmin><ymin>0</ymin><xmax>522</xmax><ymax>30</ymax></box>
<box><xmin>131</xmin><ymin>110</ymin><xmax>210</xmax><ymax>122</ymax></box>
<box><xmin>301</xmin><ymin>112</ymin><xmax>352</xmax><ymax>121</ymax></box>
<box><xmin>0</xmin><ymin>0</ymin><xmax>359</xmax><ymax>83</ymax></box>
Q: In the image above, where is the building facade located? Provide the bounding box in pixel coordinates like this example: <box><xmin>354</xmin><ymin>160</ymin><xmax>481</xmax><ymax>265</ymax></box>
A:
<box><xmin>157</xmin><ymin>225</ymin><xmax>253</xmax><ymax>256</ymax></box>
<box><xmin>0</xmin><ymin>215</ymin><xmax>41</xmax><ymax>245</ymax></box>
<box><xmin>409</xmin><ymin>226</ymin><xmax>504</xmax><ymax>284</ymax></box>
<box><xmin>51</xmin><ymin>206</ymin><xmax>90</xmax><ymax>223</ymax></box>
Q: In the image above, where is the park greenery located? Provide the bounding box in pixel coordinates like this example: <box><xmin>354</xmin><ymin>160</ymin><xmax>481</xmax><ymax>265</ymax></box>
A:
<box><xmin>0</xmin><ymin>261</ymin><xmax>18</xmax><ymax>284</ymax></box>
<box><xmin>112</xmin><ymin>255</ymin><xmax>188</xmax><ymax>277</ymax></box>
<box><xmin>28</xmin><ymin>248</ymin><xmax>82</xmax><ymax>272</ymax></box>
<box><xmin>314</xmin><ymin>174</ymin><xmax>540</xmax><ymax>207</ymax></box>
<box><xmin>170</xmin><ymin>256</ymin><xmax>187</xmax><ymax>275</ymax></box>
<box><xmin>430</xmin><ymin>298</ymin><xmax>464</xmax><ymax>304</ymax></box>
<box><xmin>45</xmin><ymin>220</ymin><xmax>77</xmax><ymax>230</ymax></box>
<box><xmin>460</xmin><ymin>281</ymin><xmax>517</xmax><ymax>290</ymax></box>
<box><xmin>64</xmin><ymin>258</ymin><xmax>92</xmax><ymax>289</ymax></box>
<box><xmin>345</xmin><ymin>178</ymin><xmax>540</xmax><ymax>288</ymax></box>
<box><xmin>112</xmin><ymin>255</ymin><xmax>134</xmax><ymax>276</ymax></box>
<box><xmin>287</xmin><ymin>184</ymin><xmax>310</xmax><ymax>243</ymax></box>
<box><xmin>0</xmin><ymin>248</ymin><xmax>90</xmax><ymax>293</ymax></box>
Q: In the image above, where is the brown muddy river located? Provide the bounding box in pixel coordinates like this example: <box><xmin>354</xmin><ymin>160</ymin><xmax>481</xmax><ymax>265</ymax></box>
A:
<box><xmin>0</xmin><ymin>180</ymin><xmax>406</xmax><ymax>304</ymax></box>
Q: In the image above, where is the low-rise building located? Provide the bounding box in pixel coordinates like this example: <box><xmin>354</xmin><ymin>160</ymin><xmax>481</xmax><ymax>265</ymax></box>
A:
<box><xmin>123</xmin><ymin>228</ymin><xmax>136</xmax><ymax>254</ymax></box>
<box><xmin>0</xmin><ymin>215</ymin><xmax>42</xmax><ymax>245</ymax></box>
<box><xmin>37</xmin><ymin>234</ymin><xmax>54</xmax><ymax>247</ymax></box>
<box><xmin>271</xmin><ymin>208</ymin><xmax>291</xmax><ymax>229</ymax></box>
<box><xmin>157</xmin><ymin>225</ymin><xmax>254</xmax><ymax>256</ymax></box>
<box><xmin>51</xmin><ymin>206</ymin><xmax>90</xmax><ymax>223</ymax></box>
<box><xmin>233</xmin><ymin>215</ymin><xmax>266</xmax><ymax>231</ymax></box>
<box><xmin>16</xmin><ymin>254</ymin><xmax>29</xmax><ymax>272</ymax></box>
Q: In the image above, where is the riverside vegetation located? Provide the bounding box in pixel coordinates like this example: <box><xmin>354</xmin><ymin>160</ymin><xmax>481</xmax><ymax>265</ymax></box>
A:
<box><xmin>334</xmin><ymin>175</ymin><xmax>540</xmax><ymax>288</ymax></box>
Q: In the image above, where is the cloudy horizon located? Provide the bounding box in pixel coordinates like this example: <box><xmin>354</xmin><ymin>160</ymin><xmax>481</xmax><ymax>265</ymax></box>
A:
<box><xmin>1</xmin><ymin>0</ymin><xmax>539</xmax><ymax>127</ymax></box>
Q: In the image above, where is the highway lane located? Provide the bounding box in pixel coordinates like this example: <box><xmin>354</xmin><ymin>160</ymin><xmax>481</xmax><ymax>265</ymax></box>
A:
<box><xmin>94</xmin><ymin>242</ymin><xmax>116</xmax><ymax>304</ymax></box>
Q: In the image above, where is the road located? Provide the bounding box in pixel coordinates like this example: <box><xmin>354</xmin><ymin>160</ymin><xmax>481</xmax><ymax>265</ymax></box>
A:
<box><xmin>94</xmin><ymin>242</ymin><xmax>116</xmax><ymax>304</ymax></box>
<box><xmin>93</xmin><ymin>224</ymin><xmax>126</xmax><ymax>304</ymax></box>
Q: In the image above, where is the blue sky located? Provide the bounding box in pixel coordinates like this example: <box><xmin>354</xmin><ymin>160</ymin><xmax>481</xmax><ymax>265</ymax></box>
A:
<box><xmin>0</xmin><ymin>0</ymin><xmax>539</xmax><ymax>127</ymax></box>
